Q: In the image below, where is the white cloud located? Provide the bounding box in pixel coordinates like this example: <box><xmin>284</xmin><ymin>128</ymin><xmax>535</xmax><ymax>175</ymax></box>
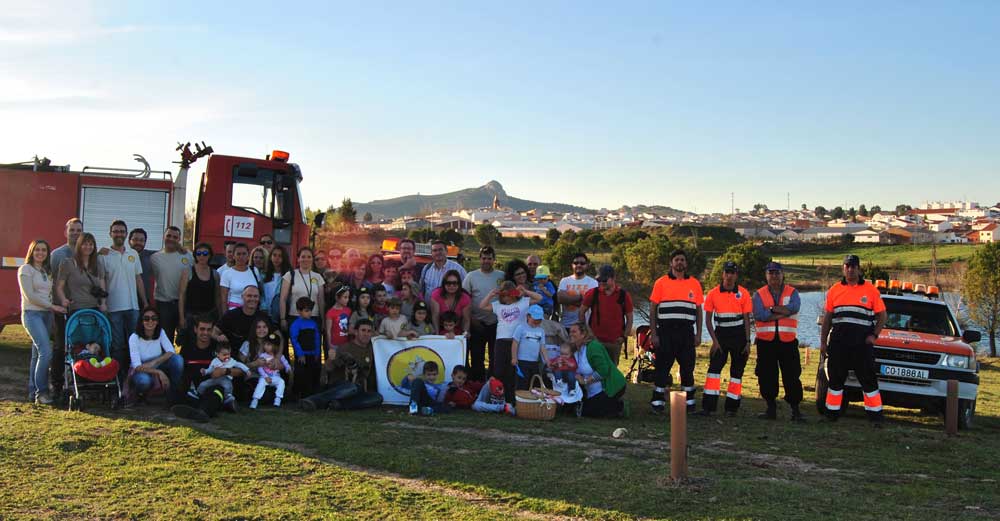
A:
<box><xmin>0</xmin><ymin>24</ymin><xmax>202</xmax><ymax>45</ymax></box>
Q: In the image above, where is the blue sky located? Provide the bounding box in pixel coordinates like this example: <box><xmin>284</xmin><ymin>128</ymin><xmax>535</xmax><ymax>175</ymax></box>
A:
<box><xmin>2</xmin><ymin>1</ymin><xmax>998</xmax><ymax>213</ymax></box>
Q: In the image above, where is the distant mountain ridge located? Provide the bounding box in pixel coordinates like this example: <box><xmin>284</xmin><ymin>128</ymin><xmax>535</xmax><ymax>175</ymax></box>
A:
<box><xmin>355</xmin><ymin>180</ymin><xmax>592</xmax><ymax>219</ymax></box>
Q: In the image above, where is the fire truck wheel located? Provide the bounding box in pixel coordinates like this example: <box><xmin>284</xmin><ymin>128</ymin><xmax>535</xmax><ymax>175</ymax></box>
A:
<box><xmin>957</xmin><ymin>399</ymin><xmax>975</xmax><ymax>430</ymax></box>
<box><xmin>814</xmin><ymin>366</ymin><xmax>829</xmax><ymax>416</ymax></box>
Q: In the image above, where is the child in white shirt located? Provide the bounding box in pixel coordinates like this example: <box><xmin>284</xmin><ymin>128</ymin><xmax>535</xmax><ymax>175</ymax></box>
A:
<box><xmin>251</xmin><ymin>333</ymin><xmax>291</xmax><ymax>409</ymax></box>
<box><xmin>197</xmin><ymin>345</ymin><xmax>250</xmax><ymax>404</ymax></box>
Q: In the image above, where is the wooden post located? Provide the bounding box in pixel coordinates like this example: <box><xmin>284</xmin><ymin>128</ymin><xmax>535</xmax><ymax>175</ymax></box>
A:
<box><xmin>804</xmin><ymin>346</ymin><xmax>810</xmax><ymax>365</ymax></box>
<box><xmin>945</xmin><ymin>379</ymin><xmax>959</xmax><ymax>435</ymax></box>
<box><xmin>670</xmin><ymin>391</ymin><xmax>688</xmax><ymax>481</ymax></box>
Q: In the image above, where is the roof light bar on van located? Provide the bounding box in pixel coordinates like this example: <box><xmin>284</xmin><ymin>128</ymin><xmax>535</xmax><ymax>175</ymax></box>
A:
<box><xmin>927</xmin><ymin>286</ymin><xmax>940</xmax><ymax>298</ymax></box>
<box><xmin>875</xmin><ymin>279</ymin><xmax>888</xmax><ymax>293</ymax></box>
<box><xmin>271</xmin><ymin>150</ymin><xmax>290</xmax><ymax>163</ymax></box>
<box><xmin>914</xmin><ymin>283</ymin><xmax>927</xmax><ymax>295</ymax></box>
<box><xmin>382</xmin><ymin>238</ymin><xmax>399</xmax><ymax>252</ymax></box>
<box><xmin>889</xmin><ymin>280</ymin><xmax>902</xmax><ymax>295</ymax></box>
<box><xmin>901</xmin><ymin>281</ymin><xmax>915</xmax><ymax>293</ymax></box>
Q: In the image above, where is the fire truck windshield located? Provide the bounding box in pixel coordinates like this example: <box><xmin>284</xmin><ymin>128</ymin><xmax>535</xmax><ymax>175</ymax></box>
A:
<box><xmin>884</xmin><ymin>298</ymin><xmax>959</xmax><ymax>337</ymax></box>
<box><xmin>231</xmin><ymin>166</ymin><xmax>295</xmax><ymax>222</ymax></box>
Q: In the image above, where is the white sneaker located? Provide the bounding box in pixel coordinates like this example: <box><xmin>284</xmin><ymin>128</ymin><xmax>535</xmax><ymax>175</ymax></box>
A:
<box><xmin>35</xmin><ymin>393</ymin><xmax>54</xmax><ymax>405</ymax></box>
<box><xmin>408</xmin><ymin>402</ymin><xmax>418</xmax><ymax>415</ymax></box>
<box><xmin>249</xmin><ymin>398</ymin><xmax>259</xmax><ymax>410</ymax></box>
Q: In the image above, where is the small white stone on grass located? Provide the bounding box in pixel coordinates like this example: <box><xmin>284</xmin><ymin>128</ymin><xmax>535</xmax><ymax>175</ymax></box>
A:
<box><xmin>612</xmin><ymin>427</ymin><xmax>628</xmax><ymax>439</ymax></box>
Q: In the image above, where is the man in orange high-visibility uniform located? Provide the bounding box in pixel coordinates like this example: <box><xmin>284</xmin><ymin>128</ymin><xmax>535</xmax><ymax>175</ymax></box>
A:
<box><xmin>697</xmin><ymin>261</ymin><xmax>752</xmax><ymax>417</ymax></box>
<box><xmin>819</xmin><ymin>255</ymin><xmax>888</xmax><ymax>426</ymax></box>
<box><xmin>649</xmin><ymin>249</ymin><xmax>703</xmax><ymax>414</ymax></box>
<box><xmin>752</xmin><ymin>262</ymin><xmax>805</xmax><ymax>422</ymax></box>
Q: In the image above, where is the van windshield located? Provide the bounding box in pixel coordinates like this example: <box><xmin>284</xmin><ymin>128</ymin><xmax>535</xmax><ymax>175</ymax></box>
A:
<box><xmin>884</xmin><ymin>299</ymin><xmax>958</xmax><ymax>337</ymax></box>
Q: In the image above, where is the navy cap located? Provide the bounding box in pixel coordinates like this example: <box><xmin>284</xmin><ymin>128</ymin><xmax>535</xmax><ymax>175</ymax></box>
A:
<box><xmin>843</xmin><ymin>255</ymin><xmax>861</xmax><ymax>267</ymax></box>
<box><xmin>413</xmin><ymin>300</ymin><xmax>428</xmax><ymax>312</ymax></box>
<box><xmin>722</xmin><ymin>261</ymin><xmax>738</xmax><ymax>272</ymax></box>
<box><xmin>765</xmin><ymin>261</ymin><xmax>783</xmax><ymax>272</ymax></box>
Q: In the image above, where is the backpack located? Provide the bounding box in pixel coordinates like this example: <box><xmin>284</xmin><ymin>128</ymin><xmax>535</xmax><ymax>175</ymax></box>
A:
<box><xmin>587</xmin><ymin>287</ymin><xmax>628</xmax><ymax>329</ymax></box>
<box><xmin>267</xmin><ymin>275</ymin><xmax>283</xmax><ymax>323</ymax></box>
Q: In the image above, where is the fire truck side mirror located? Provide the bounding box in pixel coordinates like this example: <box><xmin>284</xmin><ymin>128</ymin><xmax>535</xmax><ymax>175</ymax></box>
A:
<box><xmin>962</xmin><ymin>330</ymin><xmax>981</xmax><ymax>344</ymax></box>
<box><xmin>313</xmin><ymin>212</ymin><xmax>326</xmax><ymax>228</ymax></box>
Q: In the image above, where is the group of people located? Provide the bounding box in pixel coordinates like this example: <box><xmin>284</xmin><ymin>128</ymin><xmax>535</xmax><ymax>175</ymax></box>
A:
<box><xmin>19</xmin><ymin>219</ymin><xmax>886</xmax><ymax>425</ymax></box>
<box><xmin>647</xmin><ymin>249</ymin><xmax>886</xmax><ymax>425</ymax></box>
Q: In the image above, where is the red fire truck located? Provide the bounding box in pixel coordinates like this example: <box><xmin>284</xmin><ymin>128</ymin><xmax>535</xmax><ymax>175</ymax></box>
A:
<box><xmin>0</xmin><ymin>143</ymin><xmax>313</xmax><ymax>332</ymax></box>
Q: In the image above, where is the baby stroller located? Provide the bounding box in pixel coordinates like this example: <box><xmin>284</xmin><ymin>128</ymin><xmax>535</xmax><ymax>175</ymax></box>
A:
<box><xmin>625</xmin><ymin>325</ymin><xmax>670</xmax><ymax>386</ymax></box>
<box><xmin>63</xmin><ymin>309</ymin><xmax>122</xmax><ymax>411</ymax></box>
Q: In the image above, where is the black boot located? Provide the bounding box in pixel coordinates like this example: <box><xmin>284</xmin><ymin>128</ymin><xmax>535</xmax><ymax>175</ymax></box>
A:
<box><xmin>790</xmin><ymin>404</ymin><xmax>806</xmax><ymax>422</ymax></box>
<box><xmin>757</xmin><ymin>399</ymin><xmax>777</xmax><ymax>420</ymax></box>
<box><xmin>650</xmin><ymin>390</ymin><xmax>666</xmax><ymax>414</ymax></box>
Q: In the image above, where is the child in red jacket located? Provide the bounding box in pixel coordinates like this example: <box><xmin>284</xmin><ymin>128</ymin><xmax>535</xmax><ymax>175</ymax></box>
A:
<box><xmin>444</xmin><ymin>365</ymin><xmax>482</xmax><ymax>409</ymax></box>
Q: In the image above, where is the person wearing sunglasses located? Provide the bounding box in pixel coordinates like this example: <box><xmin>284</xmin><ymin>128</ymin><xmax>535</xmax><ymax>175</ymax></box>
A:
<box><xmin>429</xmin><ymin>270</ymin><xmax>472</xmax><ymax>336</ymax></box>
<box><xmin>258</xmin><ymin>234</ymin><xmax>275</xmax><ymax>253</ymax></box>
<box><xmin>150</xmin><ymin>226</ymin><xmax>193</xmax><ymax>343</ymax></box>
<box><xmin>178</xmin><ymin>242</ymin><xmax>223</xmax><ymax>338</ymax></box>
<box><xmin>127</xmin><ymin>307</ymin><xmax>184</xmax><ymax>404</ymax></box>
<box><xmin>557</xmin><ymin>253</ymin><xmax>598</xmax><ymax>330</ymax></box>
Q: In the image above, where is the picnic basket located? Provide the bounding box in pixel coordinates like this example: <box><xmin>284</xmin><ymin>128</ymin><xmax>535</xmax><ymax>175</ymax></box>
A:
<box><xmin>515</xmin><ymin>374</ymin><xmax>561</xmax><ymax>421</ymax></box>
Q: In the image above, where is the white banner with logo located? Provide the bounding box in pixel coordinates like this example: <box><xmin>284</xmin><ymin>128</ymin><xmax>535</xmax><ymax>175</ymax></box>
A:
<box><xmin>372</xmin><ymin>336</ymin><xmax>467</xmax><ymax>405</ymax></box>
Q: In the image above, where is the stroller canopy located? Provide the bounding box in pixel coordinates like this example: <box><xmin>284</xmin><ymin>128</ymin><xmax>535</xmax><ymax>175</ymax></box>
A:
<box><xmin>65</xmin><ymin>309</ymin><xmax>112</xmax><ymax>355</ymax></box>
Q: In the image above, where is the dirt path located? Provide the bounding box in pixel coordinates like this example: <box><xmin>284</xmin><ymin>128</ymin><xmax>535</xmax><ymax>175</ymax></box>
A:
<box><xmin>382</xmin><ymin>420</ymin><xmax>855</xmax><ymax>476</ymax></box>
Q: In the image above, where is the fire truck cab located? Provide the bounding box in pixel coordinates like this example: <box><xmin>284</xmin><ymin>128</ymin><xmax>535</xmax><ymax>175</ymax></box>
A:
<box><xmin>0</xmin><ymin>145</ymin><xmax>311</xmax><ymax>332</ymax></box>
<box><xmin>193</xmin><ymin>151</ymin><xmax>310</xmax><ymax>268</ymax></box>
<box><xmin>815</xmin><ymin>281</ymin><xmax>981</xmax><ymax>429</ymax></box>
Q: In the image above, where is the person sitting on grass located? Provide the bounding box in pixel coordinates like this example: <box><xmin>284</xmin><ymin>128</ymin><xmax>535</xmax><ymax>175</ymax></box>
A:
<box><xmin>403</xmin><ymin>301</ymin><xmax>435</xmax><ymax>339</ymax></box>
<box><xmin>444</xmin><ymin>365</ymin><xmax>482</xmax><ymax>409</ymax></box>
<box><xmin>196</xmin><ymin>343</ymin><xmax>249</xmax><ymax>408</ymax></box>
<box><xmin>251</xmin><ymin>332</ymin><xmax>291</xmax><ymax>409</ymax></box>
<box><xmin>290</xmin><ymin>297</ymin><xmax>322</xmax><ymax>399</ymax></box>
<box><xmin>127</xmin><ymin>307</ymin><xmax>184</xmax><ymax>404</ymax></box>
<box><xmin>472</xmin><ymin>377</ymin><xmax>515</xmax><ymax>416</ymax></box>
<box><xmin>300</xmin><ymin>319</ymin><xmax>382</xmax><ymax>411</ymax></box>
<box><xmin>402</xmin><ymin>361</ymin><xmax>449</xmax><ymax>416</ymax></box>
<box><xmin>377</xmin><ymin>298</ymin><xmax>409</xmax><ymax>339</ymax></box>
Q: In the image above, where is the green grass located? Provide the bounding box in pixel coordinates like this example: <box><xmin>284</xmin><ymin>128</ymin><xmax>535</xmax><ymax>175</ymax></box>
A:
<box><xmin>2</xmin><ymin>325</ymin><xmax>999</xmax><ymax>520</ymax></box>
<box><xmin>773</xmin><ymin>244</ymin><xmax>981</xmax><ymax>269</ymax></box>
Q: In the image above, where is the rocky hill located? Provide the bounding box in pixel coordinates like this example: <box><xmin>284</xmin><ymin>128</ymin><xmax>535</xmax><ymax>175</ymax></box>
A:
<box><xmin>354</xmin><ymin>180</ymin><xmax>592</xmax><ymax>219</ymax></box>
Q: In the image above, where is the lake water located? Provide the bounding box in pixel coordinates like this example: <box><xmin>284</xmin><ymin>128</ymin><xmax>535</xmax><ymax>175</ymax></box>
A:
<box><xmin>634</xmin><ymin>291</ymin><xmax>991</xmax><ymax>354</ymax></box>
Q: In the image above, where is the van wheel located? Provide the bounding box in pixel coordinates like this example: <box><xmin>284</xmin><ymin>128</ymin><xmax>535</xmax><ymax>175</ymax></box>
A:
<box><xmin>815</xmin><ymin>357</ymin><xmax>829</xmax><ymax>416</ymax></box>
<box><xmin>958</xmin><ymin>399</ymin><xmax>975</xmax><ymax>430</ymax></box>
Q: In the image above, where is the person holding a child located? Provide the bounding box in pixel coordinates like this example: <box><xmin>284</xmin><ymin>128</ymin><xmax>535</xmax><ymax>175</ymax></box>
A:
<box><xmin>568</xmin><ymin>322</ymin><xmax>627</xmax><ymax>418</ymax></box>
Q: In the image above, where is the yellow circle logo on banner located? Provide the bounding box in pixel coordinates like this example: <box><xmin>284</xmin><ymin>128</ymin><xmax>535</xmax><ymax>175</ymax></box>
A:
<box><xmin>387</xmin><ymin>346</ymin><xmax>445</xmax><ymax>395</ymax></box>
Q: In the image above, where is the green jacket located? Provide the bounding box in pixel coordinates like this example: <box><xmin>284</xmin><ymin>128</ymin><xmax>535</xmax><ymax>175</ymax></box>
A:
<box><xmin>584</xmin><ymin>339</ymin><xmax>626</xmax><ymax>398</ymax></box>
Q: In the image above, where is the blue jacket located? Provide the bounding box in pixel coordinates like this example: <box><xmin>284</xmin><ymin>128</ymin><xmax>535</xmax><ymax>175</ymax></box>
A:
<box><xmin>289</xmin><ymin>317</ymin><xmax>321</xmax><ymax>357</ymax></box>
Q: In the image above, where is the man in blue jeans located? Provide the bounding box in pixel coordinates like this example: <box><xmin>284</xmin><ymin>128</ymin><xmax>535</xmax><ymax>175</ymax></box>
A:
<box><xmin>100</xmin><ymin>220</ymin><xmax>148</xmax><ymax>377</ymax></box>
<box><xmin>299</xmin><ymin>320</ymin><xmax>383</xmax><ymax>411</ymax></box>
